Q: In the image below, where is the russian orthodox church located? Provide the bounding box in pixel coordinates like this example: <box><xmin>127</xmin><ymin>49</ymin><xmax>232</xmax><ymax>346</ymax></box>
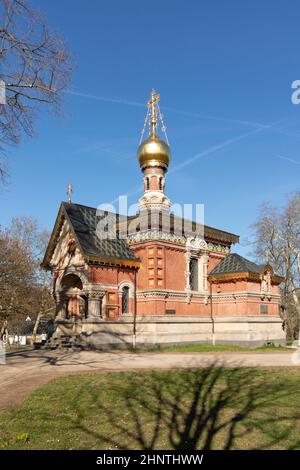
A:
<box><xmin>42</xmin><ymin>90</ymin><xmax>285</xmax><ymax>348</ymax></box>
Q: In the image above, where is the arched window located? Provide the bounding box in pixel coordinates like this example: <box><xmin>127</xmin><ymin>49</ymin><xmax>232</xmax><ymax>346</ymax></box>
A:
<box><xmin>146</xmin><ymin>177</ymin><xmax>150</xmax><ymax>190</ymax></box>
<box><xmin>159</xmin><ymin>177</ymin><xmax>163</xmax><ymax>191</ymax></box>
<box><xmin>189</xmin><ymin>258</ymin><xmax>198</xmax><ymax>291</ymax></box>
<box><xmin>122</xmin><ymin>286</ymin><xmax>130</xmax><ymax>314</ymax></box>
<box><xmin>61</xmin><ymin>273</ymin><xmax>83</xmax><ymax>291</ymax></box>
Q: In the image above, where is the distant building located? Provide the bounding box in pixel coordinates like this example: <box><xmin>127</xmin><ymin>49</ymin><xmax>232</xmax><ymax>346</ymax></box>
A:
<box><xmin>42</xmin><ymin>91</ymin><xmax>284</xmax><ymax>348</ymax></box>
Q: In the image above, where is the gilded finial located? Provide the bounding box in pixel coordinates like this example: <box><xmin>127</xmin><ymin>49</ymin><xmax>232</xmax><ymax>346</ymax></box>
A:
<box><xmin>139</xmin><ymin>89</ymin><xmax>169</xmax><ymax>145</ymax></box>
<box><xmin>147</xmin><ymin>89</ymin><xmax>160</xmax><ymax>138</ymax></box>
<box><xmin>67</xmin><ymin>182</ymin><xmax>73</xmax><ymax>204</ymax></box>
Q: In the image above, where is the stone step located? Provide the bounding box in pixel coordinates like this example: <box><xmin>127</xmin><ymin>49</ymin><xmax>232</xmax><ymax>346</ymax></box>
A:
<box><xmin>42</xmin><ymin>334</ymin><xmax>83</xmax><ymax>350</ymax></box>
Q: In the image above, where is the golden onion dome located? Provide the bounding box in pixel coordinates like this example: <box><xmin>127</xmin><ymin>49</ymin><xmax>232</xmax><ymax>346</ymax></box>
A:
<box><xmin>137</xmin><ymin>136</ymin><xmax>171</xmax><ymax>168</ymax></box>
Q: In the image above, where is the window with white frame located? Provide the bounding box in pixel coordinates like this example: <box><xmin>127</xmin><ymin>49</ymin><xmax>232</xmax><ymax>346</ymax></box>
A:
<box><xmin>189</xmin><ymin>258</ymin><xmax>198</xmax><ymax>291</ymax></box>
<box><xmin>121</xmin><ymin>286</ymin><xmax>130</xmax><ymax>314</ymax></box>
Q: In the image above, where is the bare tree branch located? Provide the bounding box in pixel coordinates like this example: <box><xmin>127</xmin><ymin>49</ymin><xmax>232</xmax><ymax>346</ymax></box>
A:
<box><xmin>0</xmin><ymin>0</ymin><xmax>72</xmax><ymax>179</ymax></box>
<box><xmin>251</xmin><ymin>192</ymin><xmax>300</xmax><ymax>341</ymax></box>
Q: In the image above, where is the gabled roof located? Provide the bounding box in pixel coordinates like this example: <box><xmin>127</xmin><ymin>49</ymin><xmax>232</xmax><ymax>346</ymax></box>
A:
<box><xmin>41</xmin><ymin>202</ymin><xmax>140</xmax><ymax>269</ymax></box>
<box><xmin>209</xmin><ymin>253</ymin><xmax>265</xmax><ymax>275</ymax></box>
<box><xmin>208</xmin><ymin>253</ymin><xmax>283</xmax><ymax>284</ymax></box>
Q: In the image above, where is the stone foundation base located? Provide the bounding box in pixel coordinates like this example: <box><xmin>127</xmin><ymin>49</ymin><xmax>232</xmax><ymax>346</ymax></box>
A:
<box><xmin>52</xmin><ymin>316</ymin><xmax>286</xmax><ymax>349</ymax></box>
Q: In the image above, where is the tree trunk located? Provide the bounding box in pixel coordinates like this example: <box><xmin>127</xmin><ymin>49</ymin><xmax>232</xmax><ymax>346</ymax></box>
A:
<box><xmin>291</xmin><ymin>290</ymin><xmax>300</xmax><ymax>346</ymax></box>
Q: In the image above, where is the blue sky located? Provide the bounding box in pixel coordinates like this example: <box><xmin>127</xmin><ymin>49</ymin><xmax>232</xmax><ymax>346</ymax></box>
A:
<box><xmin>1</xmin><ymin>0</ymin><xmax>300</xmax><ymax>257</ymax></box>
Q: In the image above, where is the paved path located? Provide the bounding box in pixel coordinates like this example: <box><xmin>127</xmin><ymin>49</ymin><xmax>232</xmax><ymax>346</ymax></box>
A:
<box><xmin>0</xmin><ymin>348</ymin><xmax>297</xmax><ymax>411</ymax></box>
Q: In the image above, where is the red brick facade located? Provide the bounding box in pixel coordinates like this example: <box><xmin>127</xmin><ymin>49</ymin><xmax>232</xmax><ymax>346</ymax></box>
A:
<box><xmin>43</xmin><ymin>91</ymin><xmax>284</xmax><ymax>346</ymax></box>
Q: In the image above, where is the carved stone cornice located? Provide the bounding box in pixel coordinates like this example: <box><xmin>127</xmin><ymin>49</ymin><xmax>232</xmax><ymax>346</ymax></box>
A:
<box><xmin>211</xmin><ymin>291</ymin><xmax>281</xmax><ymax>301</ymax></box>
<box><xmin>84</xmin><ymin>284</ymin><xmax>106</xmax><ymax>301</ymax></box>
<box><xmin>137</xmin><ymin>289</ymin><xmax>208</xmax><ymax>299</ymax></box>
<box><xmin>127</xmin><ymin>230</ymin><xmax>186</xmax><ymax>246</ymax></box>
<box><xmin>87</xmin><ymin>291</ymin><xmax>105</xmax><ymax>301</ymax></box>
<box><xmin>186</xmin><ymin>236</ymin><xmax>208</xmax><ymax>252</ymax></box>
<box><xmin>127</xmin><ymin>231</ymin><xmax>231</xmax><ymax>255</ymax></box>
<box><xmin>207</xmin><ymin>243</ymin><xmax>230</xmax><ymax>254</ymax></box>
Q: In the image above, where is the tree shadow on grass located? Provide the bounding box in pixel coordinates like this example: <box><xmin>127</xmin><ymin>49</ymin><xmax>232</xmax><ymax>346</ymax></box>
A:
<box><xmin>68</xmin><ymin>364</ymin><xmax>300</xmax><ymax>450</ymax></box>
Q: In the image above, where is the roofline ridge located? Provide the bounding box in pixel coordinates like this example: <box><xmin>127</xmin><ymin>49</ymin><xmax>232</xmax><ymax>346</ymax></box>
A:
<box><xmin>62</xmin><ymin>201</ymin><xmax>123</xmax><ymax>218</ymax></box>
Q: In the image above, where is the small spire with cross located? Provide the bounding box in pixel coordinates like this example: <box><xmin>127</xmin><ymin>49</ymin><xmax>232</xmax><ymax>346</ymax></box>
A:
<box><xmin>67</xmin><ymin>182</ymin><xmax>73</xmax><ymax>204</ymax></box>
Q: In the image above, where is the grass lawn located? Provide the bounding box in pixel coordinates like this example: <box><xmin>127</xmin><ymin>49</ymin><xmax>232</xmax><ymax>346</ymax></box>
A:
<box><xmin>135</xmin><ymin>343</ymin><xmax>290</xmax><ymax>353</ymax></box>
<box><xmin>1</xmin><ymin>368</ymin><xmax>300</xmax><ymax>450</ymax></box>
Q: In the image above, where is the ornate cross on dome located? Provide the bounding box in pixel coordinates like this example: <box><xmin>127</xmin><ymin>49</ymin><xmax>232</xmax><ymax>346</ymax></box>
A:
<box><xmin>147</xmin><ymin>89</ymin><xmax>160</xmax><ymax>138</ymax></box>
<box><xmin>140</xmin><ymin>89</ymin><xmax>169</xmax><ymax>145</ymax></box>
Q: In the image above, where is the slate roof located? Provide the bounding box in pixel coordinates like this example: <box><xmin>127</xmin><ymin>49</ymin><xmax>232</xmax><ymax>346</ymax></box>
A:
<box><xmin>209</xmin><ymin>253</ymin><xmax>265</xmax><ymax>275</ymax></box>
<box><xmin>64</xmin><ymin>202</ymin><xmax>139</xmax><ymax>262</ymax></box>
<box><xmin>42</xmin><ymin>202</ymin><xmax>139</xmax><ymax>268</ymax></box>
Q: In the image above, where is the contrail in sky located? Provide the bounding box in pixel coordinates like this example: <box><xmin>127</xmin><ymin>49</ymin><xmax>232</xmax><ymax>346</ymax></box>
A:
<box><xmin>165</xmin><ymin>118</ymin><xmax>284</xmax><ymax>175</ymax></box>
<box><xmin>277</xmin><ymin>155</ymin><xmax>300</xmax><ymax>165</ymax></box>
<box><xmin>65</xmin><ymin>89</ymin><xmax>272</xmax><ymax>129</ymax></box>
<box><xmin>65</xmin><ymin>90</ymin><xmax>144</xmax><ymax>108</ymax></box>
<box><xmin>169</xmin><ymin>126</ymin><xmax>267</xmax><ymax>174</ymax></box>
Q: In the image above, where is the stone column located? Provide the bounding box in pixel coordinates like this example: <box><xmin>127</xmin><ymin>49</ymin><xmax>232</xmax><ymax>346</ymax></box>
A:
<box><xmin>201</xmin><ymin>252</ymin><xmax>209</xmax><ymax>292</ymax></box>
<box><xmin>185</xmin><ymin>250</ymin><xmax>191</xmax><ymax>291</ymax></box>
<box><xmin>87</xmin><ymin>289</ymin><xmax>105</xmax><ymax>318</ymax></box>
<box><xmin>55</xmin><ymin>292</ymin><xmax>66</xmax><ymax>319</ymax></box>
